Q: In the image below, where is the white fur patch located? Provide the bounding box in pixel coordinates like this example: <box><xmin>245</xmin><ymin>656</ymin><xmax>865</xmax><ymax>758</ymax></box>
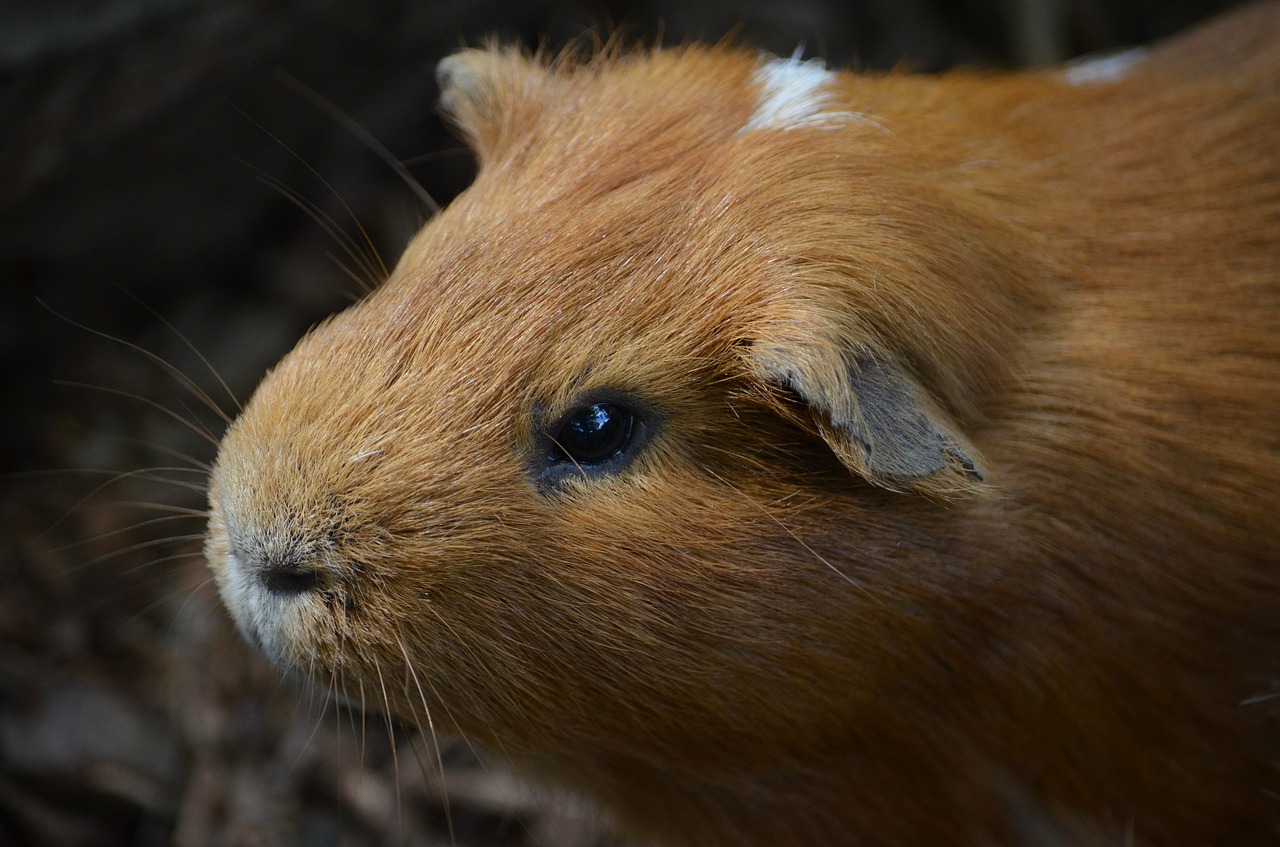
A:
<box><xmin>1061</xmin><ymin>47</ymin><xmax>1148</xmax><ymax>86</ymax></box>
<box><xmin>218</xmin><ymin>546</ymin><xmax>319</xmax><ymax>669</ymax></box>
<box><xmin>741</xmin><ymin>54</ymin><xmax>858</xmax><ymax>133</ymax></box>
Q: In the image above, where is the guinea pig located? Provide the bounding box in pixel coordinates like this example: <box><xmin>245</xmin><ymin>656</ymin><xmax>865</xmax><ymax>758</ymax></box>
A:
<box><xmin>204</xmin><ymin>3</ymin><xmax>1280</xmax><ymax>845</ymax></box>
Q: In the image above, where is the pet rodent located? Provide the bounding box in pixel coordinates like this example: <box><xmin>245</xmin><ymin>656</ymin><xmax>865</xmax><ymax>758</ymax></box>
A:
<box><xmin>205</xmin><ymin>4</ymin><xmax>1280</xmax><ymax>845</ymax></box>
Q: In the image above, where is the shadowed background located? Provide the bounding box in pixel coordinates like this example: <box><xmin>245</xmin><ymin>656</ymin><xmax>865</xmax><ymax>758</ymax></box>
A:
<box><xmin>0</xmin><ymin>0</ymin><xmax>1249</xmax><ymax>844</ymax></box>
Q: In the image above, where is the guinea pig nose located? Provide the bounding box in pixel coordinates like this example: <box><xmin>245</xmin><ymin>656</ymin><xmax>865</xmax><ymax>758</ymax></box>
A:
<box><xmin>257</xmin><ymin>557</ymin><xmax>324</xmax><ymax>597</ymax></box>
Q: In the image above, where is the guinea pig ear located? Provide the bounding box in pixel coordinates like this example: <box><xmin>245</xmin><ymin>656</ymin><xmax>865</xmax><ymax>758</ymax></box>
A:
<box><xmin>748</xmin><ymin>336</ymin><xmax>987</xmax><ymax>499</ymax></box>
<box><xmin>436</xmin><ymin>46</ymin><xmax>540</xmax><ymax>161</ymax></box>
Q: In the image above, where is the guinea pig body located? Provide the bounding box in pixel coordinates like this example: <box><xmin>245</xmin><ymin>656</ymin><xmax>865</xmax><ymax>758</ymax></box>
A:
<box><xmin>205</xmin><ymin>4</ymin><xmax>1280</xmax><ymax>845</ymax></box>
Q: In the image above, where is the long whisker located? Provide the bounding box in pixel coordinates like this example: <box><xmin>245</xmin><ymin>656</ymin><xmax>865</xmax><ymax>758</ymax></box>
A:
<box><xmin>54</xmin><ymin>381</ymin><xmax>222</xmax><ymax>448</ymax></box>
<box><xmin>420</xmin><ymin>603</ymin><xmax>501</xmax><ymax>763</ymax></box>
<box><xmin>704</xmin><ymin>467</ymin><xmax>882</xmax><ymax>605</ymax></box>
<box><xmin>374</xmin><ymin>662</ymin><xmax>407</xmax><ymax>838</ymax></box>
<box><xmin>69</xmin><ymin>533</ymin><xmax>208</xmax><ymax>574</ymax></box>
<box><xmin>131</xmin><ymin>477</ymin><xmax>210</xmax><ymax>497</ymax></box>
<box><xmin>5</xmin><ymin>449</ymin><xmax>208</xmax><ymax>483</ymax></box>
<box><xmin>126</xmin><ymin>555</ymin><xmax>216</xmax><ymax>619</ymax></box>
<box><xmin>55</xmin><ymin>512</ymin><xmax>207</xmax><ymax>550</ymax></box>
<box><xmin>272</xmin><ymin>70</ymin><xmax>441</xmax><ymax>217</ymax></box>
<box><xmin>399</xmin><ymin>145</ymin><xmax>472</xmax><ymax>168</ymax></box>
<box><xmin>355</xmin><ymin>667</ymin><xmax>369</xmax><ymax>773</ymax></box>
<box><xmin>79</xmin><ymin>548</ymin><xmax>207</xmax><ymax>615</ymax></box>
<box><xmin>291</xmin><ymin>661</ymin><xmax>333</xmax><ymax>776</ymax></box>
<box><xmin>115</xmin><ymin>501</ymin><xmax>209</xmax><ymax>518</ymax></box>
<box><xmin>36</xmin><ymin>467</ymin><xmax>207</xmax><ymax>538</ymax></box>
<box><xmin>223</xmin><ymin>97</ymin><xmax>392</xmax><ymax>287</ymax></box>
<box><xmin>118</xmin><ymin>437</ymin><xmax>214</xmax><ymax>473</ymax></box>
<box><xmin>114</xmin><ymin>286</ymin><xmax>244</xmax><ymax>416</ymax></box>
<box><xmin>396</xmin><ymin>633</ymin><xmax>455</xmax><ymax>845</ymax></box>
<box><xmin>177</xmin><ymin>573</ymin><xmax>219</xmax><ymax>613</ymax></box>
<box><xmin>245</xmin><ymin>164</ymin><xmax>383</xmax><ymax>294</ymax></box>
<box><xmin>38</xmin><ymin>299</ymin><xmax>234</xmax><ymax>426</ymax></box>
<box><xmin>337</xmin><ymin>636</ymin><xmax>366</xmax><ymax>773</ymax></box>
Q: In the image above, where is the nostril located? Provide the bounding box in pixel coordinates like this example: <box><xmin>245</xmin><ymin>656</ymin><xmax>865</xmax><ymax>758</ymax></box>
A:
<box><xmin>259</xmin><ymin>566</ymin><xmax>323</xmax><ymax>597</ymax></box>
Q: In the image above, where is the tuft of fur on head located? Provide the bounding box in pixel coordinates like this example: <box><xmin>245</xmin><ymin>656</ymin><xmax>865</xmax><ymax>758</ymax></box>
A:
<box><xmin>739</xmin><ymin>53</ymin><xmax>863</xmax><ymax>133</ymax></box>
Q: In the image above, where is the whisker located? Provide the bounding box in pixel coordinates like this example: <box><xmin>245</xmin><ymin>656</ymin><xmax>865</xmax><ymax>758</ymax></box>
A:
<box><xmin>267</xmin><ymin>653</ymin><xmax>299</xmax><ymax>705</ymax></box>
<box><xmin>291</xmin><ymin>664</ymin><xmax>333</xmax><ymax>776</ymax></box>
<box><xmin>175</xmin><ymin>396</ymin><xmax>225</xmax><ymax>445</ymax></box>
<box><xmin>420</xmin><ymin>604</ymin><xmax>500</xmax><ymax>763</ymax></box>
<box><xmin>395</xmin><ymin>633</ymin><xmax>456</xmax><ymax>845</ymax></box>
<box><xmin>704</xmin><ymin>467</ymin><xmax>881</xmax><ymax>605</ymax></box>
<box><xmin>374</xmin><ymin>662</ymin><xmax>407</xmax><ymax>838</ymax></box>
<box><xmin>115</xmin><ymin>501</ymin><xmax>209</xmax><ymax>518</ymax></box>
<box><xmin>174</xmin><ymin>573</ymin><xmax>221</xmax><ymax>619</ymax></box>
<box><xmin>246</xmin><ymin>165</ymin><xmax>383</xmax><ymax>294</ymax></box>
<box><xmin>272</xmin><ymin>69</ymin><xmax>441</xmax><ymax>217</ymax></box>
<box><xmin>336</xmin><ymin>637</ymin><xmax>365</xmax><ymax>772</ymax></box>
<box><xmin>54</xmin><ymin>512</ymin><xmax>207</xmax><ymax>551</ymax></box>
<box><xmin>117</xmin><ymin>436</ymin><xmax>213</xmax><ymax>472</ymax></box>
<box><xmin>125</xmin><ymin>556</ymin><xmax>215</xmax><ymax>620</ymax></box>
<box><xmin>134</xmin><ymin>475</ymin><xmax>211</xmax><ymax>496</ymax></box>
<box><xmin>35</xmin><ymin>466</ymin><xmax>207</xmax><ymax>538</ymax></box>
<box><xmin>224</xmin><ymin>98</ymin><xmax>391</xmax><ymax>289</ymax></box>
<box><xmin>54</xmin><ymin>381</ymin><xmax>222</xmax><ymax>448</ymax></box>
<box><xmin>114</xmin><ymin>285</ymin><xmax>244</xmax><ymax>416</ymax></box>
<box><xmin>38</xmin><ymin>299</ymin><xmax>235</xmax><ymax>426</ymax></box>
<box><xmin>354</xmin><ymin>667</ymin><xmax>369</xmax><ymax>771</ymax></box>
<box><xmin>130</xmin><ymin>465</ymin><xmax>210</xmax><ymax>478</ymax></box>
<box><xmin>90</xmin><ymin>465</ymin><xmax>207</xmax><ymax>479</ymax></box>
<box><xmin>330</xmin><ymin>675</ymin><xmax>350</xmax><ymax>834</ymax></box>
<box><xmin>77</xmin><ymin>547</ymin><xmax>207</xmax><ymax>613</ymax></box>
<box><xmin>326</xmin><ymin>251</ymin><xmax>380</xmax><ymax>300</ymax></box>
<box><xmin>3</xmin><ymin>466</ymin><xmax>187</xmax><ymax>482</ymax></box>
<box><xmin>69</xmin><ymin>533</ymin><xmax>208</xmax><ymax>574</ymax></box>
<box><xmin>399</xmin><ymin>145</ymin><xmax>472</xmax><ymax>168</ymax></box>
<box><xmin>131</xmin><ymin>548</ymin><xmax>206</xmax><ymax>569</ymax></box>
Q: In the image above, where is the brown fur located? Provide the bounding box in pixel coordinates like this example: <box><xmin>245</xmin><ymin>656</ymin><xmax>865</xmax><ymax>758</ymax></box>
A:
<box><xmin>206</xmin><ymin>4</ymin><xmax>1280</xmax><ymax>845</ymax></box>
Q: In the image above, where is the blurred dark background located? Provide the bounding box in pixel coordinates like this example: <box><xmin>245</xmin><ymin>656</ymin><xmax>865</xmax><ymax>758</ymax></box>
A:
<box><xmin>0</xmin><ymin>1</ymin><xmax>1252</xmax><ymax>845</ymax></box>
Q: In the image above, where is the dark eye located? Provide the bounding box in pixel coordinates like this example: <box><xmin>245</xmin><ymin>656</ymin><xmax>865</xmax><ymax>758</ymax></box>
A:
<box><xmin>552</xmin><ymin>402</ymin><xmax>636</xmax><ymax>465</ymax></box>
<box><xmin>532</xmin><ymin>394</ymin><xmax>657</xmax><ymax>492</ymax></box>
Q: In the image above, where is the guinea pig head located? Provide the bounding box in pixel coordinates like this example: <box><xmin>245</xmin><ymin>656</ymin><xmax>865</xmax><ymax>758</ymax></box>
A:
<box><xmin>205</xmin><ymin>46</ymin><xmax>1000</xmax><ymax>770</ymax></box>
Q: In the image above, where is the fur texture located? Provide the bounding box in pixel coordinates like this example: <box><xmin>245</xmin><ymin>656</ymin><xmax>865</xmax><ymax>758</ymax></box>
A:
<box><xmin>206</xmin><ymin>4</ymin><xmax>1280</xmax><ymax>845</ymax></box>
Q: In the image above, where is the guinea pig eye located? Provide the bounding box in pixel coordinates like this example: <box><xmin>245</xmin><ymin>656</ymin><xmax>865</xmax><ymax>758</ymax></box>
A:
<box><xmin>533</xmin><ymin>396</ymin><xmax>655</xmax><ymax>492</ymax></box>
<box><xmin>552</xmin><ymin>402</ymin><xmax>635</xmax><ymax>465</ymax></box>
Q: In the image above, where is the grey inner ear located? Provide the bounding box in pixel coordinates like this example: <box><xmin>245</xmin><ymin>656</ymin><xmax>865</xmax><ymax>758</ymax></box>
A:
<box><xmin>839</xmin><ymin>354</ymin><xmax>983</xmax><ymax>481</ymax></box>
<box><xmin>759</xmin><ymin>346</ymin><xmax>983</xmax><ymax>484</ymax></box>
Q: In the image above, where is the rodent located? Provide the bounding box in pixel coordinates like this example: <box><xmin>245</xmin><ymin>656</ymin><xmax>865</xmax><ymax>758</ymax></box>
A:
<box><xmin>203</xmin><ymin>4</ymin><xmax>1280</xmax><ymax>845</ymax></box>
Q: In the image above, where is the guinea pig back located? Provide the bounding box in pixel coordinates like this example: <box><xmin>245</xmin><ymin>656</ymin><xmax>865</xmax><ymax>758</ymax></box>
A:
<box><xmin>205</xmin><ymin>4</ymin><xmax>1280</xmax><ymax>845</ymax></box>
